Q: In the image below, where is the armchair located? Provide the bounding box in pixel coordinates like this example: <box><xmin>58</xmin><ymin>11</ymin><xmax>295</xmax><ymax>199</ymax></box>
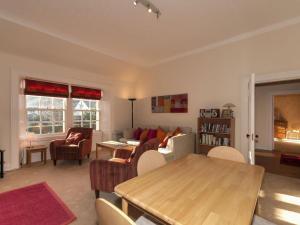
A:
<box><xmin>50</xmin><ymin>127</ymin><xmax>93</xmax><ymax>165</ymax></box>
<box><xmin>90</xmin><ymin>138</ymin><xmax>159</xmax><ymax>197</ymax></box>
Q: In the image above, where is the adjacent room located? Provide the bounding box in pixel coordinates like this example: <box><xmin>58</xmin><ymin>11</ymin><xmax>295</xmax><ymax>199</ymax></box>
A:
<box><xmin>1</xmin><ymin>1</ymin><xmax>300</xmax><ymax>225</ymax></box>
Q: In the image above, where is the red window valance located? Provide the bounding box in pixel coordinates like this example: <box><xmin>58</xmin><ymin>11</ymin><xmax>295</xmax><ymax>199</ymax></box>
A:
<box><xmin>71</xmin><ymin>86</ymin><xmax>102</xmax><ymax>100</ymax></box>
<box><xmin>24</xmin><ymin>79</ymin><xmax>69</xmax><ymax>98</ymax></box>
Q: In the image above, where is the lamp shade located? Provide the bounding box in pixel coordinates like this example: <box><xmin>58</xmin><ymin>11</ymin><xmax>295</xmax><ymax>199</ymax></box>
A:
<box><xmin>223</xmin><ymin>103</ymin><xmax>236</xmax><ymax>108</ymax></box>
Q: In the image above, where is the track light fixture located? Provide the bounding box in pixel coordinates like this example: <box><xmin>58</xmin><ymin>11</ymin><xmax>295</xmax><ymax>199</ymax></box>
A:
<box><xmin>133</xmin><ymin>0</ymin><xmax>161</xmax><ymax>19</ymax></box>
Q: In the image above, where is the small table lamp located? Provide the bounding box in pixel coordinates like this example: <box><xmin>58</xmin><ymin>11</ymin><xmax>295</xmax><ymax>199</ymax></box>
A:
<box><xmin>26</xmin><ymin>132</ymin><xmax>36</xmax><ymax>148</ymax></box>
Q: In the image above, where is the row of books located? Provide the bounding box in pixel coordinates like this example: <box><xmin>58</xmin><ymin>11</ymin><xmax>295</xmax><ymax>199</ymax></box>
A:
<box><xmin>199</xmin><ymin>134</ymin><xmax>230</xmax><ymax>146</ymax></box>
<box><xmin>200</xmin><ymin>123</ymin><xmax>230</xmax><ymax>134</ymax></box>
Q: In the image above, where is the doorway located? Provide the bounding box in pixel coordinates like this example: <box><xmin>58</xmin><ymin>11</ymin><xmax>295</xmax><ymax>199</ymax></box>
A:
<box><xmin>254</xmin><ymin>80</ymin><xmax>300</xmax><ymax>178</ymax></box>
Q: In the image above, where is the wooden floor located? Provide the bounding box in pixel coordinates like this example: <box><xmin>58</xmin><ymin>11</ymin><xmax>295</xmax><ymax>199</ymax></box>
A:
<box><xmin>255</xmin><ymin>150</ymin><xmax>300</xmax><ymax>179</ymax></box>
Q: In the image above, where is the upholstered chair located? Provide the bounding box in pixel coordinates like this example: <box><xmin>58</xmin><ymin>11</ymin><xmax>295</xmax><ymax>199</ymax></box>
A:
<box><xmin>50</xmin><ymin>127</ymin><xmax>93</xmax><ymax>165</ymax></box>
<box><xmin>90</xmin><ymin>138</ymin><xmax>159</xmax><ymax>198</ymax></box>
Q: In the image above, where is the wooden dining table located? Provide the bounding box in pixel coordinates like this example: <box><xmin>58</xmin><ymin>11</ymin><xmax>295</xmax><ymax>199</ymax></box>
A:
<box><xmin>115</xmin><ymin>154</ymin><xmax>265</xmax><ymax>225</ymax></box>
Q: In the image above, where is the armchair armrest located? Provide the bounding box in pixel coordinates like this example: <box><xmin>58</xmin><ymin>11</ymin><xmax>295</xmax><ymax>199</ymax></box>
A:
<box><xmin>50</xmin><ymin>139</ymin><xmax>65</xmax><ymax>147</ymax></box>
<box><xmin>90</xmin><ymin>159</ymin><xmax>132</xmax><ymax>192</ymax></box>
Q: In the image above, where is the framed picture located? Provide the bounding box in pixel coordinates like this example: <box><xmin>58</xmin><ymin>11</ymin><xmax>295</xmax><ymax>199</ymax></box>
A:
<box><xmin>211</xmin><ymin>109</ymin><xmax>220</xmax><ymax>118</ymax></box>
<box><xmin>152</xmin><ymin>94</ymin><xmax>188</xmax><ymax>113</ymax></box>
<box><xmin>221</xmin><ymin>109</ymin><xmax>233</xmax><ymax>118</ymax></box>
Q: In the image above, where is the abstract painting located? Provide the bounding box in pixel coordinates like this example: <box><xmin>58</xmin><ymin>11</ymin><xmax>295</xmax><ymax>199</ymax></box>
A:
<box><xmin>152</xmin><ymin>93</ymin><xmax>188</xmax><ymax>113</ymax></box>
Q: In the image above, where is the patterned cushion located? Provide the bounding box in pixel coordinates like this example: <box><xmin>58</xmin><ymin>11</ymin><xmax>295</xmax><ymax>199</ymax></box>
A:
<box><xmin>65</xmin><ymin>132</ymin><xmax>83</xmax><ymax>145</ymax></box>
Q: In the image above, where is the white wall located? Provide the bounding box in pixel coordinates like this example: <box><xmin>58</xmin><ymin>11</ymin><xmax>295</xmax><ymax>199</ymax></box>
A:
<box><xmin>135</xmin><ymin>23</ymin><xmax>300</xmax><ymax>158</ymax></box>
<box><xmin>255</xmin><ymin>83</ymin><xmax>300</xmax><ymax>150</ymax></box>
<box><xmin>0</xmin><ymin>51</ymin><xmax>134</xmax><ymax>170</ymax></box>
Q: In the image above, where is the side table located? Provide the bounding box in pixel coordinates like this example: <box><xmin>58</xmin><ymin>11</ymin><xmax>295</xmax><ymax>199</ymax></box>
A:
<box><xmin>25</xmin><ymin>145</ymin><xmax>47</xmax><ymax>166</ymax></box>
<box><xmin>0</xmin><ymin>149</ymin><xmax>4</xmax><ymax>178</ymax></box>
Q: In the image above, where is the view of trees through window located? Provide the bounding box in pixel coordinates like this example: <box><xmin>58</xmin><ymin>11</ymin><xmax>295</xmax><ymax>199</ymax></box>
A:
<box><xmin>72</xmin><ymin>99</ymin><xmax>100</xmax><ymax>130</ymax></box>
<box><xmin>26</xmin><ymin>95</ymin><xmax>66</xmax><ymax>135</ymax></box>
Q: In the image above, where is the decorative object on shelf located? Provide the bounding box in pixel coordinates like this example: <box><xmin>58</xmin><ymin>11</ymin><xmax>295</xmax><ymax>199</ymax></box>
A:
<box><xmin>152</xmin><ymin>93</ymin><xmax>188</xmax><ymax>113</ymax></box>
<box><xmin>197</xmin><ymin>117</ymin><xmax>235</xmax><ymax>155</ymax></box>
<box><xmin>133</xmin><ymin>0</ymin><xmax>162</xmax><ymax>19</ymax></box>
<box><xmin>211</xmin><ymin>109</ymin><xmax>220</xmax><ymax>118</ymax></box>
<box><xmin>128</xmin><ymin>98</ymin><xmax>137</xmax><ymax>128</ymax></box>
<box><xmin>200</xmin><ymin>109</ymin><xmax>220</xmax><ymax>118</ymax></box>
<box><xmin>221</xmin><ymin>103</ymin><xmax>236</xmax><ymax>118</ymax></box>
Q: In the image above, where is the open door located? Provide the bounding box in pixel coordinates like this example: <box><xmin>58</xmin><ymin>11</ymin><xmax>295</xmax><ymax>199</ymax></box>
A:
<box><xmin>248</xmin><ymin>73</ymin><xmax>255</xmax><ymax>165</ymax></box>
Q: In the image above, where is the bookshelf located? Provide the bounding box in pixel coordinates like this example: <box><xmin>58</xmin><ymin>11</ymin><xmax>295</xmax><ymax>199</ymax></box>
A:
<box><xmin>197</xmin><ymin>117</ymin><xmax>235</xmax><ymax>155</ymax></box>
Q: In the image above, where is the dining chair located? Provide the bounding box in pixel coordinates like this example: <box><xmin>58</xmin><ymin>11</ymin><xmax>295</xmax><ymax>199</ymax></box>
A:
<box><xmin>137</xmin><ymin>150</ymin><xmax>167</xmax><ymax>176</ymax></box>
<box><xmin>207</xmin><ymin>146</ymin><xmax>246</xmax><ymax>163</ymax></box>
<box><xmin>96</xmin><ymin>198</ymin><xmax>157</xmax><ymax>225</ymax></box>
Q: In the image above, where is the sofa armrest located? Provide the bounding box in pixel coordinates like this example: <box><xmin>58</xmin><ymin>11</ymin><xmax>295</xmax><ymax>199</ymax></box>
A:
<box><xmin>167</xmin><ymin>133</ymin><xmax>195</xmax><ymax>160</ymax></box>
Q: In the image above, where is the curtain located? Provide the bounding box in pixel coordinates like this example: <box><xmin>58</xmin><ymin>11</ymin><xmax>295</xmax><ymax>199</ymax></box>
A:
<box><xmin>71</xmin><ymin>86</ymin><xmax>102</xmax><ymax>100</ymax></box>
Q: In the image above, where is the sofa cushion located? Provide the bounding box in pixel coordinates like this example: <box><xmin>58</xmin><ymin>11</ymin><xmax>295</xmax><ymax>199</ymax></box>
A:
<box><xmin>156</xmin><ymin>127</ymin><xmax>167</xmax><ymax>143</ymax></box>
<box><xmin>147</xmin><ymin>129</ymin><xmax>157</xmax><ymax>140</ymax></box>
<box><xmin>140</xmin><ymin>129</ymin><xmax>149</xmax><ymax>143</ymax></box>
<box><xmin>159</xmin><ymin>131</ymin><xmax>173</xmax><ymax>148</ymax></box>
<box><xmin>65</xmin><ymin>132</ymin><xmax>83</xmax><ymax>145</ymax></box>
<box><xmin>133</xmin><ymin>127</ymin><xmax>143</xmax><ymax>140</ymax></box>
<box><xmin>173</xmin><ymin>127</ymin><xmax>182</xmax><ymax>136</ymax></box>
<box><xmin>123</xmin><ymin>128</ymin><xmax>134</xmax><ymax>139</ymax></box>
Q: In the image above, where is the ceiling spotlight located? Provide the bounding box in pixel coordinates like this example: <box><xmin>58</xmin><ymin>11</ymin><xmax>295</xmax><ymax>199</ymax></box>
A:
<box><xmin>132</xmin><ymin>0</ymin><xmax>161</xmax><ymax>19</ymax></box>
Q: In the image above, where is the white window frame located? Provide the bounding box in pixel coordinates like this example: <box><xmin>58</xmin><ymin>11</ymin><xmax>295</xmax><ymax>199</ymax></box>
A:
<box><xmin>25</xmin><ymin>95</ymin><xmax>67</xmax><ymax>136</ymax></box>
<box><xmin>72</xmin><ymin>98</ymin><xmax>100</xmax><ymax>131</ymax></box>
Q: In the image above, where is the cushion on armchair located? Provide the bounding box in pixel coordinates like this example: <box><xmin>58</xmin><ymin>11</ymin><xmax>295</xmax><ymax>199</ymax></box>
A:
<box><xmin>65</xmin><ymin>132</ymin><xmax>83</xmax><ymax>145</ymax></box>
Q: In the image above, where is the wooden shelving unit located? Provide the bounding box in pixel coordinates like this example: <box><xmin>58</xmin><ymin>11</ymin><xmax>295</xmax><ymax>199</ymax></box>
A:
<box><xmin>197</xmin><ymin>117</ymin><xmax>235</xmax><ymax>155</ymax></box>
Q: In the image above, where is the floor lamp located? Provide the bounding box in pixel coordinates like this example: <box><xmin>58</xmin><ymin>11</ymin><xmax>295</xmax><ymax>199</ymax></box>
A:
<box><xmin>128</xmin><ymin>98</ymin><xmax>136</xmax><ymax>128</ymax></box>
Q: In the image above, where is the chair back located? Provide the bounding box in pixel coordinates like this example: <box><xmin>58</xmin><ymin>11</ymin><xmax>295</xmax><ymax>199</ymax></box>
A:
<box><xmin>66</xmin><ymin>127</ymin><xmax>93</xmax><ymax>140</ymax></box>
<box><xmin>208</xmin><ymin>146</ymin><xmax>246</xmax><ymax>163</ymax></box>
<box><xmin>96</xmin><ymin>198</ymin><xmax>135</xmax><ymax>225</ymax></box>
<box><xmin>138</xmin><ymin>150</ymin><xmax>167</xmax><ymax>176</ymax></box>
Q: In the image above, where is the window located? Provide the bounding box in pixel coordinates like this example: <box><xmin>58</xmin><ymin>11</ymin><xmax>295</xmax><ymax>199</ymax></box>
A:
<box><xmin>72</xmin><ymin>98</ymin><xmax>100</xmax><ymax>130</ymax></box>
<box><xmin>26</xmin><ymin>95</ymin><xmax>66</xmax><ymax>135</ymax></box>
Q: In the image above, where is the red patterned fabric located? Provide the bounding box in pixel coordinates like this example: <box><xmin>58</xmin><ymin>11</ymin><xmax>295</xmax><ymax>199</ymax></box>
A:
<box><xmin>50</xmin><ymin>128</ymin><xmax>93</xmax><ymax>164</ymax></box>
<box><xmin>71</xmin><ymin>86</ymin><xmax>102</xmax><ymax>100</ymax></box>
<box><xmin>65</xmin><ymin>132</ymin><xmax>83</xmax><ymax>145</ymax></box>
<box><xmin>90</xmin><ymin>138</ymin><xmax>159</xmax><ymax>193</ymax></box>
<box><xmin>24</xmin><ymin>79</ymin><xmax>69</xmax><ymax>98</ymax></box>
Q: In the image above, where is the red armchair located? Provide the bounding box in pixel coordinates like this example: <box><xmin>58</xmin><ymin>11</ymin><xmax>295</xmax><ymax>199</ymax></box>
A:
<box><xmin>50</xmin><ymin>127</ymin><xmax>93</xmax><ymax>166</ymax></box>
<box><xmin>90</xmin><ymin>138</ymin><xmax>159</xmax><ymax>198</ymax></box>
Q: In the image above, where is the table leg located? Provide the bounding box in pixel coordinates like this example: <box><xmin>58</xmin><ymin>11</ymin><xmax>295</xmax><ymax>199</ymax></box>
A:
<box><xmin>122</xmin><ymin>198</ymin><xmax>129</xmax><ymax>215</ymax></box>
<box><xmin>0</xmin><ymin>151</ymin><xmax>3</xmax><ymax>178</ymax></box>
<box><xmin>41</xmin><ymin>151</ymin><xmax>43</xmax><ymax>163</ymax></box>
<box><xmin>44</xmin><ymin>150</ymin><xmax>47</xmax><ymax>164</ymax></box>
<box><xmin>28</xmin><ymin>152</ymin><xmax>31</xmax><ymax>166</ymax></box>
<box><xmin>96</xmin><ymin>145</ymin><xmax>99</xmax><ymax>159</ymax></box>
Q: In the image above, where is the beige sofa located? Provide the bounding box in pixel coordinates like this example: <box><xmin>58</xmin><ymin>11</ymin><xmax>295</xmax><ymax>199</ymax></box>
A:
<box><xmin>120</xmin><ymin>126</ymin><xmax>195</xmax><ymax>161</ymax></box>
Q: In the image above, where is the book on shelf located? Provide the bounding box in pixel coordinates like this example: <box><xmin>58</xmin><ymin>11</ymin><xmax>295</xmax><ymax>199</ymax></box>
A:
<box><xmin>200</xmin><ymin>123</ymin><xmax>230</xmax><ymax>134</ymax></box>
<box><xmin>199</xmin><ymin>134</ymin><xmax>230</xmax><ymax>146</ymax></box>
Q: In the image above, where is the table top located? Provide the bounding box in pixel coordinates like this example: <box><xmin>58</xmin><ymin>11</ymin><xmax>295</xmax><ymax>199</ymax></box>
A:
<box><xmin>25</xmin><ymin>145</ymin><xmax>47</xmax><ymax>151</ymax></box>
<box><xmin>115</xmin><ymin>154</ymin><xmax>265</xmax><ymax>225</ymax></box>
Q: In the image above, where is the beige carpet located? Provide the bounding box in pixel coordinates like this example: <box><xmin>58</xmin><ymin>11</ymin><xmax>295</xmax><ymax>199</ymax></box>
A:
<box><xmin>1</xmin><ymin>157</ymin><xmax>300</xmax><ymax>225</ymax></box>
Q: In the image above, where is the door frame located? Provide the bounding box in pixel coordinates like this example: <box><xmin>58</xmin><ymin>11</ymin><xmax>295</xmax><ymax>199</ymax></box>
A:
<box><xmin>242</xmin><ymin>70</ymin><xmax>300</xmax><ymax>164</ymax></box>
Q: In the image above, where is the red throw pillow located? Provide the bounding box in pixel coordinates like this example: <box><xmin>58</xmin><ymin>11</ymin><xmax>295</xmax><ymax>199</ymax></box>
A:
<box><xmin>159</xmin><ymin>132</ymin><xmax>173</xmax><ymax>148</ymax></box>
<box><xmin>66</xmin><ymin>132</ymin><xmax>83</xmax><ymax>145</ymax></box>
<box><xmin>133</xmin><ymin>127</ymin><xmax>143</xmax><ymax>140</ymax></box>
<box><xmin>147</xmin><ymin>129</ymin><xmax>157</xmax><ymax>140</ymax></box>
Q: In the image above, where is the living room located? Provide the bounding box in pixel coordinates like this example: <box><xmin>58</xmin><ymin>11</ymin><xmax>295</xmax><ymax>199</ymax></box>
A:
<box><xmin>1</xmin><ymin>1</ymin><xmax>300</xmax><ymax>225</ymax></box>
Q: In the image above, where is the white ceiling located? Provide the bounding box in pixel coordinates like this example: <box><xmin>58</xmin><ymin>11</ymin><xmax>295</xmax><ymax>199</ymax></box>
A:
<box><xmin>0</xmin><ymin>0</ymin><xmax>300</xmax><ymax>67</ymax></box>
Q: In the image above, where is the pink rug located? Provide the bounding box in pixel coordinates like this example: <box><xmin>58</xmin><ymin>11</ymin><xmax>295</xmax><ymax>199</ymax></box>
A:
<box><xmin>0</xmin><ymin>182</ymin><xmax>76</xmax><ymax>225</ymax></box>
